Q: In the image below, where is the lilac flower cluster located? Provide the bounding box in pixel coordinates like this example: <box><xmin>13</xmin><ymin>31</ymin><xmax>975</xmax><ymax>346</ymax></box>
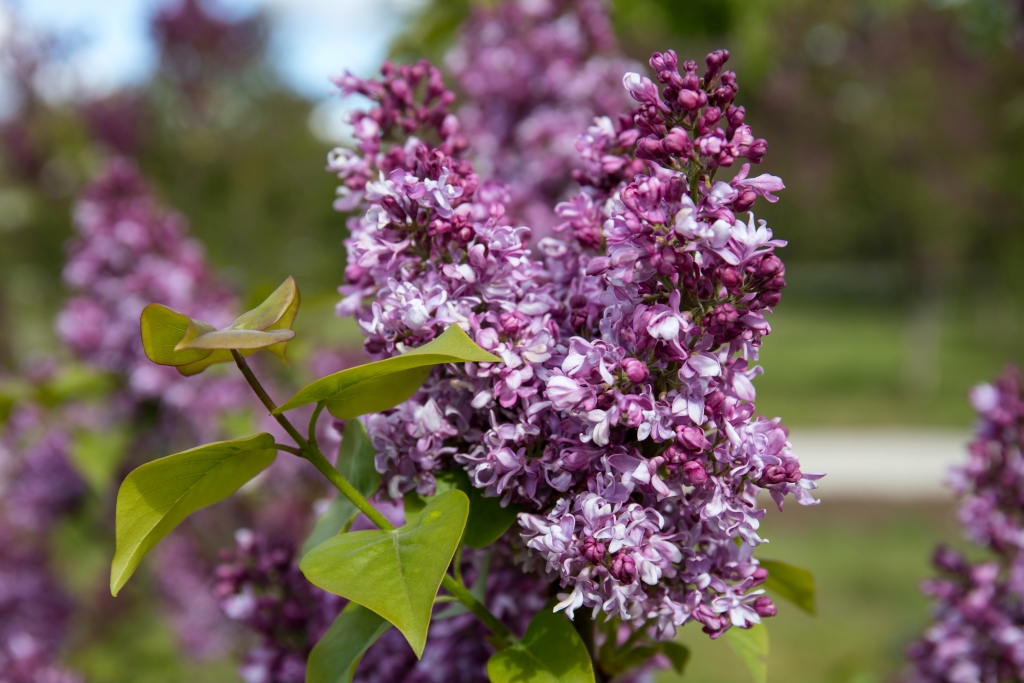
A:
<box><xmin>907</xmin><ymin>367</ymin><xmax>1024</xmax><ymax>682</ymax></box>
<box><xmin>445</xmin><ymin>0</ymin><xmax>636</xmax><ymax>232</ymax></box>
<box><xmin>56</xmin><ymin>158</ymin><xmax>246</xmax><ymax>442</ymax></box>
<box><xmin>215</xmin><ymin>528</ymin><xmax>547</xmax><ymax>683</ymax></box>
<box><xmin>0</xmin><ymin>404</ymin><xmax>84</xmax><ymax>682</ymax></box>
<box><xmin>330</xmin><ymin>45</ymin><xmax>818</xmax><ymax>642</ymax></box>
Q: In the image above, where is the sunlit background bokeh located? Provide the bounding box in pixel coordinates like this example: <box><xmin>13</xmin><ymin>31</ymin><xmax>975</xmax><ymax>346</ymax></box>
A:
<box><xmin>1</xmin><ymin>0</ymin><xmax>1023</xmax><ymax>681</ymax></box>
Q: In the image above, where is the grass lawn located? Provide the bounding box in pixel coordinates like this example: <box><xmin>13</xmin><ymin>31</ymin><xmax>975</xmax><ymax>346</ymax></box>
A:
<box><xmin>661</xmin><ymin>500</ymin><xmax>963</xmax><ymax>683</ymax></box>
<box><xmin>754</xmin><ymin>305</ymin><xmax>1024</xmax><ymax>428</ymax></box>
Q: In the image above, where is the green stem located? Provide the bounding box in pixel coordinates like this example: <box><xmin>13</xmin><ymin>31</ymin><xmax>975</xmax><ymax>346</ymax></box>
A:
<box><xmin>230</xmin><ymin>350</ymin><xmax>393</xmax><ymax>531</ymax></box>
<box><xmin>308</xmin><ymin>401</ymin><xmax>325</xmax><ymax>452</ymax></box>
<box><xmin>274</xmin><ymin>443</ymin><xmax>303</xmax><ymax>456</ymax></box>
<box><xmin>441</xmin><ymin>575</ymin><xmax>514</xmax><ymax>644</ymax></box>
<box><xmin>230</xmin><ymin>349</ymin><xmax>514</xmax><ymax>643</ymax></box>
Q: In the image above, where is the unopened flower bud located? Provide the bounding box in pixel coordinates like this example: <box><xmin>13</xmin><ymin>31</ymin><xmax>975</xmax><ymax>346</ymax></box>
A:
<box><xmin>751</xmin><ymin>567</ymin><xmax>769</xmax><ymax>585</ymax></box>
<box><xmin>682</xmin><ymin>460</ymin><xmax>708</xmax><ymax>486</ymax></box>
<box><xmin>676</xmin><ymin>425</ymin><xmax>707</xmax><ymax>451</ymax></box>
<box><xmin>499</xmin><ymin>311</ymin><xmax>527</xmax><ymax>335</ymax></box>
<box><xmin>582</xmin><ymin>536</ymin><xmax>607</xmax><ymax>564</ymax></box>
<box><xmin>753</xmin><ymin>596</ymin><xmax>777</xmax><ymax>617</ymax></box>
<box><xmin>610</xmin><ymin>552</ymin><xmax>637</xmax><ymax>583</ymax></box>
<box><xmin>622</xmin><ymin>358</ymin><xmax>649</xmax><ymax>383</ymax></box>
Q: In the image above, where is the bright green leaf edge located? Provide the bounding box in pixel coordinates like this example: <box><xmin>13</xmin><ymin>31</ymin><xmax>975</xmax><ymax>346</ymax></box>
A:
<box><xmin>110</xmin><ymin>433</ymin><xmax>277</xmax><ymax>596</ymax></box>
<box><xmin>759</xmin><ymin>558</ymin><xmax>817</xmax><ymax>616</ymax></box>
<box><xmin>306</xmin><ymin>602</ymin><xmax>390</xmax><ymax>683</ymax></box>
<box><xmin>486</xmin><ymin>602</ymin><xmax>595</xmax><ymax>683</ymax></box>
<box><xmin>275</xmin><ymin>325</ymin><xmax>500</xmax><ymax>415</ymax></box>
<box><xmin>725</xmin><ymin>623</ymin><xmax>769</xmax><ymax>683</ymax></box>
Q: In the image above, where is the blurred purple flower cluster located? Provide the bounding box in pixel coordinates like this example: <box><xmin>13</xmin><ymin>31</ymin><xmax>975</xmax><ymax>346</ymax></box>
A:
<box><xmin>0</xmin><ymin>404</ymin><xmax>84</xmax><ymax>682</ymax></box>
<box><xmin>329</xmin><ymin>18</ymin><xmax>818</xmax><ymax>644</ymax></box>
<box><xmin>446</xmin><ymin>0</ymin><xmax>636</xmax><ymax>233</ymax></box>
<box><xmin>907</xmin><ymin>367</ymin><xmax>1024</xmax><ymax>682</ymax></box>
<box><xmin>56</xmin><ymin>158</ymin><xmax>247</xmax><ymax>442</ymax></box>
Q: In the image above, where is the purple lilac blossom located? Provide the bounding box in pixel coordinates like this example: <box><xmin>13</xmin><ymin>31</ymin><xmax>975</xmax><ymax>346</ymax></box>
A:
<box><xmin>329</xmin><ymin>47</ymin><xmax>819</xmax><ymax>644</ymax></box>
<box><xmin>906</xmin><ymin>366</ymin><xmax>1024</xmax><ymax>682</ymax></box>
<box><xmin>445</xmin><ymin>0</ymin><xmax>637</xmax><ymax>232</ymax></box>
<box><xmin>0</xmin><ymin>405</ymin><xmax>83</xmax><ymax>682</ymax></box>
<box><xmin>56</xmin><ymin>158</ymin><xmax>247</xmax><ymax>443</ymax></box>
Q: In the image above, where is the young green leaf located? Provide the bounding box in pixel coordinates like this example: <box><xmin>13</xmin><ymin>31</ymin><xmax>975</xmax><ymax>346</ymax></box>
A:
<box><xmin>486</xmin><ymin>604</ymin><xmax>595</xmax><ymax>683</ymax></box>
<box><xmin>759</xmin><ymin>558</ymin><xmax>817</xmax><ymax>616</ymax></box>
<box><xmin>299</xmin><ymin>489</ymin><xmax>469</xmax><ymax>658</ymax></box>
<box><xmin>140</xmin><ymin>304</ymin><xmax>217</xmax><ymax>367</ymax></box>
<box><xmin>139</xmin><ymin>277</ymin><xmax>300</xmax><ymax>375</ymax></box>
<box><xmin>725</xmin><ymin>624</ymin><xmax>769</xmax><ymax>683</ymax></box>
<box><xmin>659</xmin><ymin>641</ymin><xmax>690</xmax><ymax>675</ymax></box>
<box><xmin>110</xmin><ymin>433</ymin><xmax>277</xmax><ymax>596</ymax></box>
<box><xmin>229</xmin><ymin>276</ymin><xmax>300</xmax><ymax>361</ymax></box>
<box><xmin>175</xmin><ymin>328</ymin><xmax>295</xmax><ymax>351</ymax></box>
<box><xmin>275</xmin><ymin>325</ymin><xmax>501</xmax><ymax>418</ymax></box>
<box><xmin>307</xmin><ymin>603</ymin><xmax>391</xmax><ymax>683</ymax></box>
<box><xmin>405</xmin><ymin>469</ymin><xmax>519</xmax><ymax>549</ymax></box>
<box><xmin>337</xmin><ymin>419</ymin><xmax>381</xmax><ymax>500</ymax></box>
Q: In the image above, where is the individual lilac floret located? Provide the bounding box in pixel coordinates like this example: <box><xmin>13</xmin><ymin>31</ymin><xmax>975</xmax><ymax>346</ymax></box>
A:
<box><xmin>445</xmin><ymin>0</ymin><xmax>637</xmax><ymax>231</ymax></box>
<box><xmin>330</xmin><ymin>45</ymin><xmax>818</xmax><ymax>645</ymax></box>
<box><xmin>906</xmin><ymin>367</ymin><xmax>1024</xmax><ymax>682</ymax></box>
<box><xmin>56</xmin><ymin>158</ymin><xmax>246</xmax><ymax>442</ymax></box>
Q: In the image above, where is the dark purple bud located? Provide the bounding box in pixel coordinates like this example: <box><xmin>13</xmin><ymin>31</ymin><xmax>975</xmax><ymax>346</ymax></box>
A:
<box><xmin>718</xmin><ymin>266</ymin><xmax>742</xmax><ymax>289</ymax></box>
<box><xmin>677</xmin><ymin>89</ymin><xmax>705</xmax><ymax>111</ymax></box>
<box><xmin>726</xmin><ymin>105</ymin><xmax>746</xmax><ymax>127</ymax></box>
<box><xmin>663</xmin><ymin>443</ymin><xmax>687</xmax><ymax>465</ymax></box>
<box><xmin>682</xmin><ymin>460</ymin><xmax>708</xmax><ymax>486</ymax></box>
<box><xmin>759</xmin><ymin>465</ymin><xmax>786</xmax><ymax>486</ymax></box>
<box><xmin>582</xmin><ymin>536</ymin><xmax>607</xmax><ymax>564</ymax></box>
<box><xmin>622</xmin><ymin>358</ymin><xmax>649</xmax><ymax>383</ymax></box>
<box><xmin>732</xmin><ymin>188</ymin><xmax>757</xmax><ymax>212</ymax></box>
<box><xmin>704</xmin><ymin>49</ymin><xmax>730</xmax><ymax>84</ymax></box>
<box><xmin>746</xmin><ymin>138</ymin><xmax>768</xmax><ymax>163</ymax></box>
<box><xmin>662</xmin><ymin>127</ymin><xmax>691</xmax><ymax>154</ymax></box>
<box><xmin>751</xmin><ymin>567</ymin><xmax>769</xmax><ymax>586</ymax></box>
<box><xmin>757</xmin><ymin>254</ymin><xmax>784</xmax><ymax>279</ymax></box>
<box><xmin>760</xmin><ymin>290</ymin><xmax>783</xmax><ymax>308</ymax></box>
<box><xmin>753</xmin><ymin>596</ymin><xmax>777</xmax><ymax>617</ymax></box>
<box><xmin>610</xmin><ymin>552</ymin><xmax>638</xmax><ymax>583</ymax></box>
<box><xmin>676</xmin><ymin>425</ymin><xmax>707</xmax><ymax>451</ymax></box>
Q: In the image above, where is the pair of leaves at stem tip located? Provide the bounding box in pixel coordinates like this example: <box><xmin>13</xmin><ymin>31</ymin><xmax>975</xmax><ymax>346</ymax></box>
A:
<box><xmin>140</xmin><ymin>276</ymin><xmax>299</xmax><ymax>376</ymax></box>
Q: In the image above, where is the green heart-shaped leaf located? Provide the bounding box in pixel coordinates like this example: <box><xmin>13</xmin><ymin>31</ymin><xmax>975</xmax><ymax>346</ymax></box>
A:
<box><xmin>110</xmin><ymin>433</ymin><xmax>277</xmax><ymax>596</ymax></box>
<box><xmin>759</xmin><ymin>558</ymin><xmax>816</xmax><ymax>616</ymax></box>
<box><xmin>725</xmin><ymin>624</ymin><xmax>769</xmax><ymax>683</ymax></box>
<box><xmin>307</xmin><ymin>603</ymin><xmax>391</xmax><ymax>683</ymax></box>
<box><xmin>405</xmin><ymin>469</ymin><xmax>519</xmax><ymax>549</ymax></box>
<box><xmin>275</xmin><ymin>325</ymin><xmax>500</xmax><ymax>418</ymax></box>
<box><xmin>300</xmin><ymin>420</ymin><xmax>379</xmax><ymax>556</ymax></box>
<box><xmin>487</xmin><ymin>603</ymin><xmax>595</xmax><ymax>683</ymax></box>
<box><xmin>300</xmin><ymin>489</ymin><xmax>469</xmax><ymax>658</ymax></box>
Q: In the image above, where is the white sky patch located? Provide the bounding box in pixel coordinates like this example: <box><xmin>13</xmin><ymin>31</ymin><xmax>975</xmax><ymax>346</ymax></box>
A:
<box><xmin>2</xmin><ymin>0</ymin><xmax>425</xmax><ymax>107</ymax></box>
